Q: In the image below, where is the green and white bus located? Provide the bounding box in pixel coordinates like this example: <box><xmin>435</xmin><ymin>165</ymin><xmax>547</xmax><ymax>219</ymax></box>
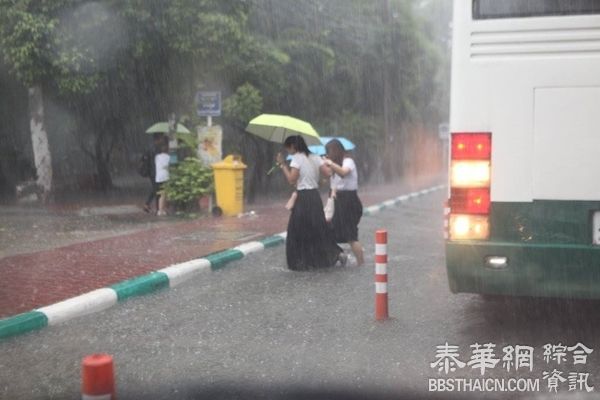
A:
<box><xmin>446</xmin><ymin>0</ymin><xmax>600</xmax><ymax>298</ymax></box>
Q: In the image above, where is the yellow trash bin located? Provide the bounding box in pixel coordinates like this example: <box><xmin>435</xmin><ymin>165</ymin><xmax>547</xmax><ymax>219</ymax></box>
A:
<box><xmin>211</xmin><ymin>155</ymin><xmax>247</xmax><ymax>216</ymax></box>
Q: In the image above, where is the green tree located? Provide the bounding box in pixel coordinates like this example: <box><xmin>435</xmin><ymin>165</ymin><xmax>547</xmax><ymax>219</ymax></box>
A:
<box><xmin>0</xmin><ymin>0</ymin><xmax>450</xmax><ymax>199</ymax></box>
<box><xmin>0</xmin><ymin>0</ymin><xmax>135</xmax><ymax>195</ymax></box>
<box><xmin>223</xmin><ymin>83</ymin><xmax>263</xmax><ymax>128</ymax></box>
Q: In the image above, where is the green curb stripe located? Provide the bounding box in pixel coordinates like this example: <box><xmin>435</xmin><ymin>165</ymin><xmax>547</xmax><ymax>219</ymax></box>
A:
<box><xmin>0</xmin><ymin>311</ymin><xmax>48</xmax><ymax>340</ymax></box>
<box><xmin>207</xmin><ymin>249</ymin><xmax>244</xmax><ymax>270</ymax></box>
<box><xmin>260</xmin><ymin>235</ymin><xmax>285</xmax><ymax>248</ymax></box>
<box><xmin>0</xmin><ymin>186</ymin><xmax>444</xmax><ymax>342</ymax></box>
<box><xmin>110</xmin><ymin>272</ymin><xmax>169</xmax><ymax>301</ymax></box>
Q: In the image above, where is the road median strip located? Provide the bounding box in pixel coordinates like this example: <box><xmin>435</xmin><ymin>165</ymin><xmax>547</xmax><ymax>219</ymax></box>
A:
<box><xmin>110</xmin><ymin>272</ymin><xmax>170</xmax><ymax>301</ymax></box>
<box><xmin>0</xmin><ymin>184</ymin><xmax>445</xmax><ymax>341</ymax></box>
<box><xmin>206</xmin><ymin>249</ymin><xmax>245</xmax><ymax>270</ymax></box>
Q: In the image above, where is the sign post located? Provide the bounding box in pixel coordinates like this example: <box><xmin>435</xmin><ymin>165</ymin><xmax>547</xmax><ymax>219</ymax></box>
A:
<box><xmin>196</xmin><ymin>91</ymin><xmax>222</xmax><ymax>214</ymax></box>
<box><xmin>196</xmin><ymin>91</ymin><xmax>221</xmax><ymax>127</ymax></box>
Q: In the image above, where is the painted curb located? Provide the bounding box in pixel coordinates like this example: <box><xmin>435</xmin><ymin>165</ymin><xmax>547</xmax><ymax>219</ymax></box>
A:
<box><xmin>110</xmin><ymin>272</ymin><xmax>170</xmax><ymax>301</ymax></box>
<box><xmin>159</xmin><ymin>259</ymin><xmax>211</xmax><ymax>287</ymax></box>
<box><xmin>0</xmin><ymin>184</ymin><xmax>445</xmax><ymax>341</ymax></box>
<box><xmin>37</xmin><ymin>288</ymin><xmax>118</xmax><ymax>326</ymax></box>
<box><xmin>0</xmin><ymin>311</ymin><xmax>47</xmax><ymax>340</ymax></box>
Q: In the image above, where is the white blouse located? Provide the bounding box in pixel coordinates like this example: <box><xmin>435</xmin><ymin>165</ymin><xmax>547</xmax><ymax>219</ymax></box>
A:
<box><xmin>330</xmin><ymin>157</ymin><xmax>358</xmax><ymax>191</ymax></box>
<box><xmin>290</xmin><ymin>153</ymin><xmax>323</xmax><ymax>190</ymax></box>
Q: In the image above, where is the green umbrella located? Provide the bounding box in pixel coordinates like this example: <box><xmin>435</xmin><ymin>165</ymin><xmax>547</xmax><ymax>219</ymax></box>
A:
<box><xmin>145</xmin><ymin>122</ymin><xmax>191</xmax><ymax>134</ymax></box>
<box><xmin>246</xmin><ymin>114</ymin><xmax>321</xmax><ymax>146</ymax></box>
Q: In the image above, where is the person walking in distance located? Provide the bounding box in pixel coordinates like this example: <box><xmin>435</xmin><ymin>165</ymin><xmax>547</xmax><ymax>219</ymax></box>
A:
<box><xmin>155</xmin><ymin>138</ymin><xmax>170</xmax><ymax>216</ymax></box>
<box><xmin>324</xmin><ymin>139</ymin><xmax>364</xmax><ymax>266</ymax></box>
<box><xmin>276</xmin><ymin>135</ymin><xmax>347</xmax><ymax>270</ymax></box>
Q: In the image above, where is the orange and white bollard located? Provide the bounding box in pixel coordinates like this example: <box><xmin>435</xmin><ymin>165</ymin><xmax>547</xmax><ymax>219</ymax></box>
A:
<box><xmin>375</xmin><ymin>229</ymin><xmax>389</xmax><ymax>320</ymax></box>
<box><xmin>82</xmin><ymin>353</ymin><xmax>116</xmax><ymax>400</ymax></box>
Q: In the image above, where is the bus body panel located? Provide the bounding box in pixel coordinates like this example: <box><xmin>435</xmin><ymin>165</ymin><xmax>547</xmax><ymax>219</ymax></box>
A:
<box><xmin>447</xmin><ymin>241</ymin><xmax>600</xmax><ymax>299</ymax></box>
<box><xmin>533</xmin><ymin>87</ymin><xmax>600</xmax><ymax>201</ymax></box>
<box><xmin>447</xmin><ymin>0</ymin><xmax>600</xmax><ymax>298</ymax></box>
<box><xmin>448</xmin><ymin>199</ymin><xmax>600</xmax><ymax>297</ymax></box>
<box><xmin>451</xmin><ymin>0</ymin><xmax>600</xmax><ymax>203</ymax></box>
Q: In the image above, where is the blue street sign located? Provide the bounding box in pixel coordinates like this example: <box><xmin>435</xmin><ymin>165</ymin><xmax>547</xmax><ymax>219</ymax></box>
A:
<box><xmin>196</xmin><ymin>91</ymin><xmax>221</xmax><ymax>117</ymax></box>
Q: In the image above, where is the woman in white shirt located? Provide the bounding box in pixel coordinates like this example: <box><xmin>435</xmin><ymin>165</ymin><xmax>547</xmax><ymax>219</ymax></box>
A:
<box><xmin>276</xmin><ymin>135</ymin><xmax>346</xmax><ymax>270</ymax></box>
<box><xmin>154</xmin><ymin>140</ymin><xmax>170</xmax><ymax>216</ymax></box>
<box><xmin>324</xmin><ymin>139</ymin><xmax>364</xmax><ymax>266</ymax></box>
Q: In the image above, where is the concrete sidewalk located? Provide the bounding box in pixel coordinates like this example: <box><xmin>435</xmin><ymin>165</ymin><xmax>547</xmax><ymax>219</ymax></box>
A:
<box><xmin>0</xmin><ymin>175</ymin><xmax>444</xmax><ymax>318</ymax></box>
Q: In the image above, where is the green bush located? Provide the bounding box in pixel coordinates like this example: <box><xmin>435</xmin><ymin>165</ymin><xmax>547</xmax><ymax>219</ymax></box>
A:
<box><xmin>163</xmin><ymin>157</ymin><xmax>214</xmax><ymax>207</ymax></box>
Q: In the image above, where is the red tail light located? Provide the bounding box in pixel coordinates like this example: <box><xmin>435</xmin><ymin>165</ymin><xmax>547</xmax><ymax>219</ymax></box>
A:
<box><xmin>452</xmin><ymin>133</ymin><xmax>491</xmax><ymax>160</ymax></box>
<box><xmin>448</xmin><ymin>132</ymin><xmax>492</xmax><ymax>241</ymax></box>
<box><xmin>450</xmin><ymin>188</ymin><xmax>490</xmax><ymax>214</ymax></box>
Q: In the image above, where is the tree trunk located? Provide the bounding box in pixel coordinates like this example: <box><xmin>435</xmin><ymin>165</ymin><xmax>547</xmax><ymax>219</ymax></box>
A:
<box><xmin>28</xmin><ymin>85</ymin><xmax>52</xmax><ymax>201</ymax></box>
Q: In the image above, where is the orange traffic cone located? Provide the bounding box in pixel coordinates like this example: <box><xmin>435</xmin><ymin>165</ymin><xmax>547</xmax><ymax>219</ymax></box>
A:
<box><xmin>82</xmin><ymin>353</ymin><xmax>115</xmax><ymax>399</ymax></box>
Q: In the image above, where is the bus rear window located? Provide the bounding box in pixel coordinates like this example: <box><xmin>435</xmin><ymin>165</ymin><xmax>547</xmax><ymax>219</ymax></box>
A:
<box><xmin>473</xmin><ymin>0</ymin><xmax>600</xmax><ymax>20</ymax></box>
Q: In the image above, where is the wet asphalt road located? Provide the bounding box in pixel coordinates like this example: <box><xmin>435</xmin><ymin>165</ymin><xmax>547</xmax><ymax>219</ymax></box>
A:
<box><xmin>2</xmin><ymin>190</ymin><xmax>600</xmax><ymax>400</ymax></box>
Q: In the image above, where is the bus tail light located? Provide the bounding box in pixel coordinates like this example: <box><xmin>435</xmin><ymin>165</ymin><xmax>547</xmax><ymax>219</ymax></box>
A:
<box><xmin>448</xmin><ymin>132</ymin><xmax>492</xmax><ymax>241</ymax></box>
<box><xmin>450</xmin><ymin>160</ymin><xmax>490</xmax><ymax>188</ymax></box>
<box><xmin>449</xmin><ymin>214</ymin><xmax>489</xmax><ymax>240</ymax></box>
<box><xmin>452</xmin><ymin>133</ymin><xmax>491</xmax><ymax>160</ymax></box>
<box><xmin>450</xmin><ymin>188</ymin><xmax>490</xmax><ymax>214</ymax></box>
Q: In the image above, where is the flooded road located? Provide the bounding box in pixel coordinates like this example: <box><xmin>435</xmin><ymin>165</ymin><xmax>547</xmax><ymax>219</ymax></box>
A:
<box><xmin>1</xmin><ymin>190</ymin><xmax>598</xmax><ymax>399</ymax></box>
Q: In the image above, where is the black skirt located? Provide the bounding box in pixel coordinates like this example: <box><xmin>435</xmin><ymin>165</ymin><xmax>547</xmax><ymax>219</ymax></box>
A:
<box><xmin>287</xmin><ymin>189</ymin><xmax>342</xmax><ymax>270</ymax></box>
<box><xmin>331</xmin><ymin>190</ymin><xmax>363</xmax><ymax>243</ymax></box>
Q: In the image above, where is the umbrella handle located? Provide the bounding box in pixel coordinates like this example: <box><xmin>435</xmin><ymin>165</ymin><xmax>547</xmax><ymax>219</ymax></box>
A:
<box><xmin>266</xmin><ymin>164</ymin><xmax>277</xmax><ymax>176</ymax></box>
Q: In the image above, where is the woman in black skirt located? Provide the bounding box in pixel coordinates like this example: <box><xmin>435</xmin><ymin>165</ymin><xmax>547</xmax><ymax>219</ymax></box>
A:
<box><xmin>276</xmin><ymin>135</ymin><xmax>346</xmax><ymax>270</ymax></box>
<box><xmin>324</xmin><ymin>139</ymin><xmax>364</xmax><ymax>266</ymax></box>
